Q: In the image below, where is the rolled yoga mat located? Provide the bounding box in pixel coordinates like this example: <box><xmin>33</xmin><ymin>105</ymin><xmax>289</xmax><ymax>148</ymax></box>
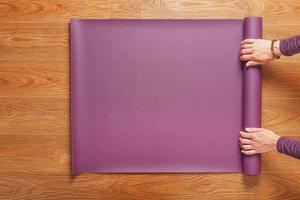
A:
<box><xmin>242</xmin><ymin>17</ymin><xmax>262</xmax><ymax>175</ymax></box>
<box><xmin>71</xmin><ymin>17</ymin><xmax>262</xmax><ymax>176</ymax></box>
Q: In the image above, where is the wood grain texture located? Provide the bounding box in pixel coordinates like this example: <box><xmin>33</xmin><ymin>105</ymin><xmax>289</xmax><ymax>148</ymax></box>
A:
<box><xmin>0</xmin><ymin>60</ymin><xmax>69</xmax><ymax>97</ymax></box>
<box><xmin>0</xmin><ymin>134</ymin><xmax>70</xmax><ymax>172</ymax></box>
<box><xmin>0</xmin><ymin>97</ymin><xmax>68</xmax><ymax>135</ymax></box>
<box><xmin>0</xmin><ymin>0</ymin><xmax>300</xmax><ymax>199</ymax></box>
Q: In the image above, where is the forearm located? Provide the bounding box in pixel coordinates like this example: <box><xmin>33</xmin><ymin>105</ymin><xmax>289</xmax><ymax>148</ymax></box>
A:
<box><xmin>276</xmin><ymin>136</ymin><xmax>300</xmax><ymax>159</ymax></box>
<box><xmin>279</xmin><ymin>35</ymin><xmax>300</xmax><ymax>56</ymax></box>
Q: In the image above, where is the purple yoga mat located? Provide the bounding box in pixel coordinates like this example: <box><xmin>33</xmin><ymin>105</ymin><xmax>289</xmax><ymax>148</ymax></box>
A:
<box><xmin>71</xmin><ymin>17</ymin><xmax>262</xmax><ymax>176</ymax></box>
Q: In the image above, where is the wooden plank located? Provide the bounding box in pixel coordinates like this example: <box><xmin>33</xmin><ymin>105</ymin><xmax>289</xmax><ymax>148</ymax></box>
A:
<box><xmin>0</xmin><ymin>0</ymin><xmax>299</xmax><ymax>25</ymax></box>
<box><xmin>0</xmin><ymin>135</ymin><xmax>70</xmax><ymax>172</ymax></box>
<box><xmin>0</xmin><ymin>0</ymin><xmax>109</xmax><ymax>23</ymax></box>
<box><xmin>140</xmin><ymin>0</ymin><xmax>300</xmax><ymax>26</ymax></box>
<box><xmin>0</xmin><ymin>45</ymin><xmax>68</xmax><ymax>61</ymax></box>
<box><xmin>0</xmin><ymin>60</ymin><xmax>68</xmax><ymax>97</ymax></box>
<box><xmin>254</xmin><ymin>172</ymin><xmax>300</xmax><ymax>200</ymax></box>
<box><xmin>0</xmin><ymin>97</ymin><xmax>68</xmax><ymax>135</ymax></box>
<box><xmin>0</xmin><ymin>23</ymin><xmax>68</xmax><ymax>47</ymax></box>
<box><xmin>0</xmin><ymin>23</ymin><xmax>68</xmax><ymax>60</ymax></box>
<box><xmin>2</xmin><ymin>171</ymin><xmax>296</xmax><ymax>200</ymax></box>
<box><xmin>248</xmin><ymin>0</ymin><xmax>300</xmax><ymax>25</ymax></box>
<box><xmin>0</xmin><ymin>171</ymin><xmax>254</xmax><ymax>199</ymax></box>
<box><xmin>263</xmin><ymin>62</ymin><xmax>300</xmax><ymax>99</ymax></box>
<box><xmin>141</xmin><ymin>0</ymin><xmax>248</xmax><ymax>19</ymax></box>
<box><xmin>264</xmin><ymin>25</ymin><xmax>300</xmax><ymax>39</ymax></box>
<box><xmin>262</xmin><ymin>99</ymin><xmax>300</xmax><ymax>136</ymax></box>
<box><xmin>110</xmin><ymin>0</ymin><xmax>142</xmax><ymax>18</ymax></box>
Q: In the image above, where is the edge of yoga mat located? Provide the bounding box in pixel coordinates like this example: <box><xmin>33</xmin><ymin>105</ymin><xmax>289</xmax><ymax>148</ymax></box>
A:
<box><xmin>70</xmin><ymin>17</ymin><xmax>262</xmax><ymax>176</ymax></box>
<box><xmin>242</xmin><ymin>16</ymin><xmax>262</xmax><ymax>176</ymax></box>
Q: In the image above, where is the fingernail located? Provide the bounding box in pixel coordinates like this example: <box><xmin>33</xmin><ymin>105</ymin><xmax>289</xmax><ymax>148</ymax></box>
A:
<box><xmin>245</xmin><ymin>128</ymin><xmax>250</xmax><ymax>131</ymax></box>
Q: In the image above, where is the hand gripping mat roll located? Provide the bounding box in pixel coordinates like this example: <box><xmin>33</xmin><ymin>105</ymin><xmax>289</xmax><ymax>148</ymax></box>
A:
<box><xmin>71</xmin><ymin>17</ymin><xmax>262</xmax><ymax>175</ymax></box>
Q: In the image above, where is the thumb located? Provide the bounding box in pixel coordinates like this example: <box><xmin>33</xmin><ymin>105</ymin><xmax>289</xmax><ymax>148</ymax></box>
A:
<box><xmin>246</xmin><ymin>61</ymin><xmax>261</xmax><ymax>67</ymax></box>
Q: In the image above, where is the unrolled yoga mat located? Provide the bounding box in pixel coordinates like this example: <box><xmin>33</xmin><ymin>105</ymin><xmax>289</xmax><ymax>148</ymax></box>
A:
<box><xmin>71</xmin><ymin>17</ymin><xmax>262</xmax><ymax>176</ymax></box>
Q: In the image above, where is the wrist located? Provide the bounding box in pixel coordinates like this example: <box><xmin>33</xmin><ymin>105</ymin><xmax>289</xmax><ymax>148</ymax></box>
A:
<box><xmin>274</xmin><ymin>40</ymin><xmax>282</xmax><ymax>57</ymax></box>
<box><xmin>273</xmin><ymin>135</ymin><xmax>280</xmax><ymax>152</ymax></box>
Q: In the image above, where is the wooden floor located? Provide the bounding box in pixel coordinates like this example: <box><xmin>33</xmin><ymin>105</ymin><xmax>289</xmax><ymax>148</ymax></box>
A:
<box><xmin>0</xmin><ymin>0</ymin><xmax>300</xmax><ymax>199</ymax></box>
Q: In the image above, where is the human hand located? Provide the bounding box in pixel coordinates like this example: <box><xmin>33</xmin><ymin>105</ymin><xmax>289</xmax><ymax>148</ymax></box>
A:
<box><xmin>239</xmin><ymin>127</ymin><xmax>280</xmax><ymax>155</ymax></box>
<box><xmin>240</xmin><ymin>39</ymin><xmax>281</xmax><ymax>67</ymax></box>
